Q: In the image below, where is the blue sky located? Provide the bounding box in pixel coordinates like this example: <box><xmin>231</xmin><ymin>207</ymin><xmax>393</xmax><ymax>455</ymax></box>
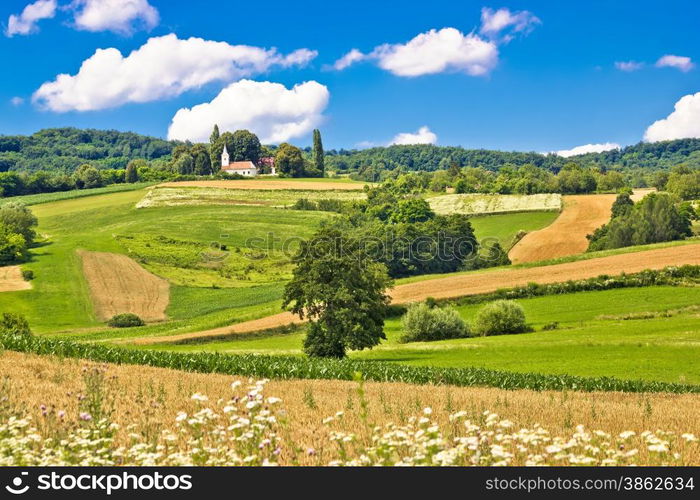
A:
<box><xmin>1</xmin><ymin>0</ymin><xmax>699</xmax><ymax>154</ymax></box>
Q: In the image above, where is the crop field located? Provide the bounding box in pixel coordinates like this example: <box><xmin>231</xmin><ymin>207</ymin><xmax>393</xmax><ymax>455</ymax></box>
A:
<box><xmin>509</xmin><ymin>194</ymin><xmax>615</xmax><ymax>263</ymax></box>
<box><xmin>0</xmin><ymin>265</ymin><xmax>31</xmax><ymax>292</ymax></box>
<box><xmin>429</xmin><ymin>193</ymin><xmax>562</xmax><ymax>216</ymax></box>
<box><xmin>2</xmin><ymin>351</ymin><xmax>699</xmax><ymax>465</ymax></box>
<box><xmin>136</xmin><ymin>186</ymin><xmax>367</xmax><ymax>208</ymax></box>
<box><xmin>78</xmin><ymin>250</ymin><xmax>170</xmax><ymax>321</ymax></box>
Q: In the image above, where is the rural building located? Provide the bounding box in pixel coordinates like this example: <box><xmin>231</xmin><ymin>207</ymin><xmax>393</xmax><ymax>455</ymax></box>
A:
<box><xmin>220</xmin><ymin>146</ymin><xmax>276</xmax><ymax>176</ymax></box>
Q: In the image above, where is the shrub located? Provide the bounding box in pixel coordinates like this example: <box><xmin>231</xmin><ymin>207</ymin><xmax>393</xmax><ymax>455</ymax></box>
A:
<box><xmin>107</xmin><ymin>313</ymin><xmax>145</xmax><ymax>328</ymax></box>
<box><xmin>473</xmin><ymin>300</ymin><xmax>527</xmax><ymax>336</ymax></box>
<box><xmin>0</xmin><ymin>312</ymin><xmax>31</xmax><ymax>336</ymax></box>
<box><xmin>400</xmin><ymin>303</ymin><xmax>469</xmax><ymax>343</ymax></box>
<box><xmin>292</xmin><ymin>198</ymin><xmax>318</xmax><ymax>211</ymax></box>
<box><xmin>21</xmin><ymin>269</ymin><xmax>34</xmax><ymax>281</ymax></box>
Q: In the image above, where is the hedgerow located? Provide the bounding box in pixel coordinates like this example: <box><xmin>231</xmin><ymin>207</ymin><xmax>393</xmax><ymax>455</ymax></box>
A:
<box><xmin>1</xmin><ymin>333</ymin><xmax>698</xmax><ymax>394</ymax></box>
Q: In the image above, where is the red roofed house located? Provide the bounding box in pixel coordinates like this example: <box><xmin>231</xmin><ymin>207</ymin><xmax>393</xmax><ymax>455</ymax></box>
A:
<box><xmin>258</xmin><ymin>156</ymin><xmax>276</xmax><ymax>175</ymax></box>
<box><xmin>220</xmin><ymin>145</ymin><xmax>257</xmax><ymax>176</ymax></box>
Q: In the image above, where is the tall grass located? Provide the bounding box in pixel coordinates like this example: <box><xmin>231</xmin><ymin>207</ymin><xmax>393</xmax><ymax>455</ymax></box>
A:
<box><xmin>2</xmin><ymin>333</ymin><xmax>698</xmax><ymax>394</ymax></box>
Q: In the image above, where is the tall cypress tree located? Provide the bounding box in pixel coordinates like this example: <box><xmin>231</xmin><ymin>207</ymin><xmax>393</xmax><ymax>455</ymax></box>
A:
<box><xmin>210</xmin><ymin>124</ymin><xmax>220</xmax><ymax>145</ymax></box>
<box><xmin>312</xmin><ymin>129</ymin><xmax>324</xmax><ymax>174</ymax></box>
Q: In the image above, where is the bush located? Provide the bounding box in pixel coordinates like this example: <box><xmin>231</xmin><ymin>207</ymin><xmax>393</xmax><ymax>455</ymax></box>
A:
<box><xmin>21</xmin><ymin>269</ymin><xmax>34</xmax><ymax>281</ymax></box>
<box><xmin>0</xmin><ymin>312</ymin><xmax>31</xmax><ymax>336</ymax></box>
<box><xmin>107</xmin><ymin>313</ymin><xmax>145</xmax><ymax>328</ymax></box>
<box><xmin>400</xmin><ymin>303</ymin><xmax>469</xmax><ymax>343</ymax></box>
<box><xmin>473</xmin><ymin>300</ymin><xmax>527</xmax><ymax>336</ymax></box>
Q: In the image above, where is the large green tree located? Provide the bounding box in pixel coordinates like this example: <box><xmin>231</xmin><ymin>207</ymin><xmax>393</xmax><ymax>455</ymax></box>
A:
<box><xmin>125</xmin><ymin>160</ymin><xmax>139</xmax><ymax>183</ymax></box>
<box><xmin>283</xmin><ymin>228</ymin><xmax>393</xmax><ymax>358</ymax></box>
<box><xmin>312</xmin><ymin>129</ymin><xmax>324</xmax><ymax>175</ymax></box>
<box><xmin>73</xmin><ymin>164</ymin><xmax>103</xmax><ymax>189</ymax></box>
<box><xmin>0</xmin><ymin>202</ymin><xmax>37</xmax><ymax>246</ymax></box>
<box><xmin>231</xmin><ymin>130</ymin><xmax>262</xmax><ymax>164</ymax></box>
<box><xmin>210</xmin><ymin>124</ymin><xmax>220</xmax><ymax>145</ymax></box>
<box><xmin>275</xmin><ymin>143</ymin><xmax>306</xmax><ymax>177</ymax></box>
<box><xmin>588</xmin><ymin>193</ymin><xmax>691</xmax><ymax>251</ymax></box>
<box><xmin>190</xmin><ymin>144</ymin><xmax>212</xmax><ymax>175</ymax></box>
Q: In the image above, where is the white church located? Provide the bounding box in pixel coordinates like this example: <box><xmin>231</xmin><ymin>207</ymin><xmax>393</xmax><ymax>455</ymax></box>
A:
<box><xmin>220</xmin><ymin>145</ymin><xmax>275</xmax><ymax>176</ymax></box>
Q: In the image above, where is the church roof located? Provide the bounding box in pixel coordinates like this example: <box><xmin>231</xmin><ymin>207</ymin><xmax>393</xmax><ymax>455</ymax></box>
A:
<box><xmin>223</xmin><ymin>161</ymin><xmax>257</xmax><ymax>170</ymax></box>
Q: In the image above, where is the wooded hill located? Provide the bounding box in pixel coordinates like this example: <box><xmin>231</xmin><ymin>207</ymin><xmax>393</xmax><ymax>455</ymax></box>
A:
<box><xmin>1</xmin><ymin>127</ymin><xmax>699</xmax><ymax>174</ymax></box>
<box><xmin>0</xmin><ymin>128</ymin><xmax>177</xmax><ymax>172</ymax></box>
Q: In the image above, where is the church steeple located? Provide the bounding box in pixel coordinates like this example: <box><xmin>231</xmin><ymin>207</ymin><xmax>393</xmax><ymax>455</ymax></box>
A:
<box><xmin>221</xmin><ymin>144</ymin><xmax>229</xmax><ymax>167</ymax></box>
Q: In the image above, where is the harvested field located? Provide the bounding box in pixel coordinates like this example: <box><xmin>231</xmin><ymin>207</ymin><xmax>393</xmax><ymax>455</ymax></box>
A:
<box><xmin>508</xmin><ymin>194</ymin><xmax>615</xmax><ymax>264</ymax></box>
<box><xmin>0</xmin><ymin>266</ymin><xmax>31</xmax><ymax>292</ymax></box>
<box><xmin>429</xmin><ymin>193</ymin><xmax>561</xmax><ymax>215</ymax></box>
<box><xmin>78</xmin><ymin>250</ymin><xmax>170</xmax><ymax>322</ymax></box>
<box><xmin>2</xmin><ymin>351</ymin><xmax>700</xmax><ymax>465</ymax></box>
<box><xmin>391</xmin><ymin>243</ymin><xmax>700</xmax><ymax>302</ymax></box>
<box><xmin>157</xmin><ymin>180</ymin><xmax>367</xmax><ymax>191</ymax></box>
<box><xmin>137</xmin><ymin>243</ymin><xmax>700</xmax><ymax>344</ymax></box>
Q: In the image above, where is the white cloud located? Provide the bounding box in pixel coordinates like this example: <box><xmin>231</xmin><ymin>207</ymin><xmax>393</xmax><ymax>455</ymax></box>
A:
<box><xmin>10</xmin><ymin>97</ymin><xmax>25</xmax><ymax>106</ymax></box>
<box><xmin>371</xmin><ymin>28</ymin><xmax>498</xmax><ymax>77</ymax></box>
<box><xmin>644</xmin><ymin>92</ymin><xmax>700</xmax><ymax>142</ymax></box>
<box><xmin>330</xmin><ymin>49</ymin><xmax>366</xmax><ymax>71</ymax></box>
<box><xmin>70</xmin><ymin>0</ymin><xmax>159</xmax><ymax>35</ymax></box>
<box><xmin>479</xmin><ymin>7</ymin><xmax>540</xmax><ymax>41</ymax></box>
<box><xmin>554</xmin><ymin>143</ymin><xmax>620</xmax><ymax>157</ymax></box>
<box><xmin>390</xmin><ymin>126</ymin><xmax>438</xmax><ymax>145</ymax></box>
<box><xmin>655</xmin><ymin>54</ymin><xmax>695</xmax><ymax>72</ymax></box>
<box><xmin>615</xmin><ymin>60</ymin><xmax>644</xmax><ymax>72</ymax></box>
<box><xmin>5</xmin><ymin>0</ymin><xmax>57</xmax><ymax>37</ymax></box>
<box><xmin>32</xmin><ymin>34</ymin><xmax>317</xmax><ymax>112</ymax></box>
<box><xmin>167</xmin><ymin>80</ymin><xmax>330</xmax><ymax>144</ymax></box>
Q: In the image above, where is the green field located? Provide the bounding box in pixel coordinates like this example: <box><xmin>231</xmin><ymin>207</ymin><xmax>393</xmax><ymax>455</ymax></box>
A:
<box><xmin>469</xmin><ymin>211</ymin><xmax>559</xmax><ymax>248</ymax></box>
<box><xmin>140</xmin><ymin>286</ymin><xmax>700</xmax><ymax>384</ymax></box>
<box><xmin>1</xmin><ymin>183</ymin><xmax>155</xmax><ymax>206</ymax></box>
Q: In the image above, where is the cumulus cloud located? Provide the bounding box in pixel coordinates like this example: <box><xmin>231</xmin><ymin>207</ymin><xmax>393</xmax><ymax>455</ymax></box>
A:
<box><xmin>32</xmin><ymin>34</ymin><xmax>317</xmax><ymax>112</ymax></box>
<box><xmin>10</xmin><ymin>97</ymin><xmax>25</xmax><ymax>106</ymax></box>
<box><xmin>655</xmin><ymin>54</ymin><xmax>695</xmax><ymax>72</ymax></box>
<box><xmin>329</xmin><ymin>49</ymin><xmax>366</xmax><ymax>71</ymax></box>
<box><xmin>554</xmin><ymin>143</ymin><xmax>620</xmax><ymax>157</ymax></box>
<box><xmin>330</xmin><ymin>7</ymin><xmax>541</xmax><ymax>77</ymax></box>
<box><xmin>167</xmin><ymin>80</ymin><xmax>330</xmax><ymax>144</ymax></box>
<box><xmin>5</xmin><ymin>0</ymin><xmax>57</xmax><ymax>37</ymax></box>
<box><xmin>479</xmin><ymin>7</ymin><xmax>540</xmax><ymax>41</ymax></box>
<box><xmin>644</xmin><ymin>92</ymin><xmax>700</xmax><ymax>142</ymax></box>
<box><xmin>615</xmin><ymin>60</ymin><xmax>644</xmax><ymax>72</ymax></box>
<box><xmin>390</xmin><ymin>126</ymin><xmax>438</xmax><ymax>145</ymax></box>
<box><xmin>70</xmin><ymin>0</ymin><xmax>159</xmax><ymax>34</ymax></box>
<box><xmin>368</xmin><ymin>28</ymin><xmax>498</xmax><ymax>77</ymax></box>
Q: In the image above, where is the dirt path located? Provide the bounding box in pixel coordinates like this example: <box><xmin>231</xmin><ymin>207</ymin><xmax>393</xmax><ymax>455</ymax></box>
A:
<box><xmin>78</xmin><ymin>250</ymin><xmax>170</xmax><ymax>322</ymax></box>
<box><xmin>157</xmin><ymin>180</ymin><xmax>367</xmax><ymax>191</ymax></box>
<box><xmin>508</xmin><ymin>194</ymin><xmax>616</xmax><ymax>264</ymax></box>
<box><xmin>0</xmin><ymin>266</ymin><xmax>31</xmax><ymax>292</ymax></box>
<box><xmin>135</xmin><ymin>243</ymin><xmax>700</xmax><ymax>345</ymax></box>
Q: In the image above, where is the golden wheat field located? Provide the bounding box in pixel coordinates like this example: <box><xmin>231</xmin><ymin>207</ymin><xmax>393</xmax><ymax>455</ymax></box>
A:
<box><xmin>2</xmin><ymin>351</ymin><xmax>699</xmax><ymax>465</ymax></box>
